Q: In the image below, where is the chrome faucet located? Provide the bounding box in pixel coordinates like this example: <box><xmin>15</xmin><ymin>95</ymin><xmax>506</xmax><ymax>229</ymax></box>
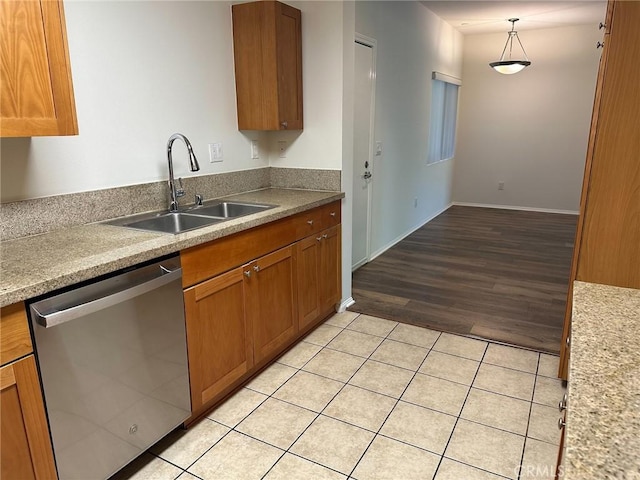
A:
<box><xmin>167</xmin><ymin>133</ymin><xmax>200</xmax><ymax>212</ymax></box>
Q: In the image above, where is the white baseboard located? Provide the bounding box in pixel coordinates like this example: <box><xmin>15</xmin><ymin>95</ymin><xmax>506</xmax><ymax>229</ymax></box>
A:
<box><xmin>337</xmin><ymin>297</ymin><xmax>355</xmax><ymax>312</ymax></box>
<box><xmin>369</xmin><ymin>202</ymin><xmax>453</xmax><ymax>262</ymax></box>
<box><xmin>452</xmin><ymin>202</ymin><xmax>579</xmax><ymax>215</ymax></box>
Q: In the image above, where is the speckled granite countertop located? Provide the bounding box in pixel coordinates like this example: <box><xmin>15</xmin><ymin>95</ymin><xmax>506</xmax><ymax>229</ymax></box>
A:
<box><xmin>0</xmin><ymin>188</ymin><xmax>343</xmax><ymax>307</ymax></box>
<box><xmin>565</xmin><ymin>281</ymin><xmax>640</xmax><ymax>479</ymax></box>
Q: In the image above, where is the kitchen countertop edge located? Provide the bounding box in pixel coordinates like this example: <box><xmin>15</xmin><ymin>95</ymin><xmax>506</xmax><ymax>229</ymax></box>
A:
<box><xmin>0</xmin><ymin>188</ymin><xmax>344</xmax><ymax>307</ymax></box>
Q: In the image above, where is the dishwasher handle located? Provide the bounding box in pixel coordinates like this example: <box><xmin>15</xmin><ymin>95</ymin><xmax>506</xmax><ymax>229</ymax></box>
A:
<box><xmin>31</xmin><ymin>261</ymin><xmax>182</xmax><ymax>328</ymax></box>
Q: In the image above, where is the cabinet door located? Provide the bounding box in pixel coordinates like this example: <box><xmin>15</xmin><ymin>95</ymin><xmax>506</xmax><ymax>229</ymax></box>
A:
<box><xmin>248</xmin><ymin>246</ymin><xmax>298</xmax><ymax>364</ymax></box>
<box><xmin>575</xmin><ymin>0</ymin><xmax>640</xmax><ymax>289</ymax></box>
<box><xmin>0</xmin><ymin>0</ymin><xmax>78</xmax><ymax>137</ymax></box>
<box><xmin>1</xmin><ymin>355</ymin><xmax>57</xmax><ymax>480</ymax></box>
<box><xmin>318</xmin><ymin>225</ymin><xmax>341</xmax><ymax>315</ymax></box>
<box><xmin>296</xmin><ymin>234</ymin><xmax>321</xmax><ymax>331</ymax></box>
<box><xmin>275</xmin><ymin>1</ymin><xmax>303</xmax><ymax>130</ymax></box>
<box><xmin>184</xmin><ymin>267</ymin><xmax>253</xmax><ymax>413</ymax></box>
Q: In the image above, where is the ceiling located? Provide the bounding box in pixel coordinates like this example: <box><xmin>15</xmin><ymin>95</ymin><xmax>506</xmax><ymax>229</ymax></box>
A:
<box><xmin>421</xmin><ymin>1</ymin><xmax>607</xmax><ymax>35</ymax></box>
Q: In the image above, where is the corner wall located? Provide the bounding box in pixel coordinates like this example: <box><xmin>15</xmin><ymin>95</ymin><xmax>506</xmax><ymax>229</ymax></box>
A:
<box><xmin>453</xmin><ymin>23</ymin><xmax>603</xmax><ymax>212</ymax></box>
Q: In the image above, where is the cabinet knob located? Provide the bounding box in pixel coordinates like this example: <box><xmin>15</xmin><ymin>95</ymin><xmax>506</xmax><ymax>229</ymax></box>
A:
<box><xmin>558</xmin><ymin>417</ymin><xmax>566</xmax><ymax>430</ymax></box>
<box><xmin>281</xmin><ymin>121</ymin><xmax>288</xmax><ymax>129</ymax></box>
<box><xmin>322</xmin><ymin>234</ymin><xmax>328</xmax><ymax>239</ymax></box>
<box><xmin>558</xmin><ymin>393</ymin><xmax>568</xmax><ymax>412</ymax></box>
<box><xmin>316</xmin><ymin>237</ymin><xmax>322</xmax><ymax>242</ymax></box>
<box><xmin>599</xmin><ymin>22</ymin><xmax>606</xmax><ymax>30</ymax></box>
<box><xmin>329</xmin><ymin>212</ymin><xmax>336</xmax><ymax>217</ymax></box>
<box><xmin>307</xmin><ymin>220</ymin><xmax>314</xmax><ymax>226</ymax></box>
<box><xmin>244</xmin><ymin>270</ymin><xmax>251</xmax><ymax>278</ymax></box>
<box><xmin>253</xmin><ymin>265</ymin><xmax>260</xmax><ymax>272</ymax></box>
<box><xmin>597</xmin><ymin>41</ymin><xmax>605</xmax><ymax>49</ymax></box>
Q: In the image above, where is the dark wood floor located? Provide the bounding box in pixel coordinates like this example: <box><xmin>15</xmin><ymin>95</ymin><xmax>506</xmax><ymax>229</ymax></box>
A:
<box><xmin>349</xmin><ymin>206</ymin><xmax>578</xmax><ymax>353</ymax></box>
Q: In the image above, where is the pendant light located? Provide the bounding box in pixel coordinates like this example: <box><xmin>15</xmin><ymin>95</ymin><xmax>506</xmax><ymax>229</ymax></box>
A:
<box><xmin>490</xmin><ymin>18</ymin><xmax>531</xmax><ymax>74</ymax></box>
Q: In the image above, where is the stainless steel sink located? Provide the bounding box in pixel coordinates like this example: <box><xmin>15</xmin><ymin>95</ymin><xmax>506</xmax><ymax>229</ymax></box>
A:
<box><xmin>104</xmin><ymin>201</ymin><xmax>276</xmax><ymax>234</ymax></box>
<box><xmin>106</xmin><ymin>212</ymin><xmax>224</xmax><ymax>234</ymax></box>
<box><xmin>187</xmin><ymin>201</ymin><xmax>273</xmax><ymax>218</ymax></box>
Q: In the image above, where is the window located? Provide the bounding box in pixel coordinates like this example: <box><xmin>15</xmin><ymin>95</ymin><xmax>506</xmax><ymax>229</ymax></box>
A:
<box><xmin>428</xmin><ymin>72</ymin><xmax>461</xmax><ymax>165</ymax></box>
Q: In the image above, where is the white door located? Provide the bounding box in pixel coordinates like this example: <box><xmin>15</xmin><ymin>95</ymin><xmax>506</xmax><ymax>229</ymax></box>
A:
<box><xmin>352</xmin><ymin>38</ymin><xmax>375</xmax><ymax>271</ymax></box>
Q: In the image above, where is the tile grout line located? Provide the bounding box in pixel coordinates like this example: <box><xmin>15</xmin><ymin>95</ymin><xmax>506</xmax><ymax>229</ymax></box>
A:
<box><xmin>257</xmin><ymin>313</ymin><xmax>365</xmax><ymax>479</ymax></box>
<box><xmin>517</xmin><ymin>352</ymin><xmax>542</xmax><ymax>480</ymax></box>
<box><xmin>346</xmin><ymin>327</ymin><xmax>444</xmax><ymax>478</ymax></box>
<box><xmin>431</xmin><ymin>341</ymin><xmax>489</xmax><ymax>480</ymax></box>
<box><xmin>266</xmin><ymin>316</ymin><xmax>404</xmax><ymax>478</ymax></box>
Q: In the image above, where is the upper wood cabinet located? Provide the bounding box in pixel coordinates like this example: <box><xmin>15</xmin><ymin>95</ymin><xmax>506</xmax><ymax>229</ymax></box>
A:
<box><xmin>0</xmin><ymin>0</ymin><xmax>78</xmax><ymax>137</ymax></box>
<box><xmin>559</xmin><ymin>0</ymin><xmax>640</xmax><ymax>379</ymax></box>
<box><xmin>232</xmin><ymin>0</ymin><xmax>303</xmax><ymax>131</ymax></box>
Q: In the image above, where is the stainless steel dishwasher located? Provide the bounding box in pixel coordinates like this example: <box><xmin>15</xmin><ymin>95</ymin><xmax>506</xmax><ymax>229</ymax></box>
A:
<box><xmin>28</xmin><ymin>254</ymin><xmax>191</xmax><ymax>480</ymax></box>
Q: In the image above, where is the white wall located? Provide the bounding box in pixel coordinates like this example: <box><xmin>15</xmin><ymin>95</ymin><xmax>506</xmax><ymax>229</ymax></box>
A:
<box><xmin>453</xmin><ymin>24</ymin><xmax>602</xmax><ymax>212</ymax></box>
<box><xmin>0</xmin><ymin>0</ymin><xmax>344</xmax><ymax>202</ymax></box>
<box><xmin>355</xmin><ymin>2</ymin><xmax>463</xmax><ymax>257</ymax></box>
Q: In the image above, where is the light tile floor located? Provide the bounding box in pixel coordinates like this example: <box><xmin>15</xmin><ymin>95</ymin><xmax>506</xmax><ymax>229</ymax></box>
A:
<box><xmin>113</xmin><ymin>312</ymin><xmax>566</xmax><ymax>480</ymax></box>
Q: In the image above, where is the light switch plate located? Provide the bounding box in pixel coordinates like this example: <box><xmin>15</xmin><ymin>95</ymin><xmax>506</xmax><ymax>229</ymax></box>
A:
<box><xmin>209</xmin><ymin>143</ymin><xmax>223</xmax><ymax>163</ymax></box>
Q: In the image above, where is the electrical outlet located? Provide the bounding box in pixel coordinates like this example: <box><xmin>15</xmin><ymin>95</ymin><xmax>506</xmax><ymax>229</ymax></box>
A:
<box><xmin>251</xmin><ymin>140</ymin><xmax>259</xmax><ymax>159</ymax></box>
<box><xmin>278</xmin><ymin>140</ymin><xmax>287</xmax><ymax>158</ymax></box>
<box><xmin>498</xmin><ymin>181</ymin><xmax>505</xmax><ymax>190</ymax></box>
<box><xmin>375</xmin><ymin>141</ymin><xmax>383</xmax><ymax>156</ymax></box>
<box><xmin>209</xmin><ymin>143</ymin><xmax>223</xmax><ymax>163</ymax></box>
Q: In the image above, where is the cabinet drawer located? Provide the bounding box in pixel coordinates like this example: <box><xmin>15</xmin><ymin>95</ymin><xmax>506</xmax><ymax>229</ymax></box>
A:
<box><xmin>295</xmin><ymin>201</ymin><xmax>341</xmax><ymax>238</ymax></box>
<box><xmin>182</xmin><ymin>215</ymin><xmax>298</xmax><ymax>287</ymax></box>
<box><xmin>1</xmin><ymin>304</ymin><xmax>32</xmax><ymax>366</ymax></box>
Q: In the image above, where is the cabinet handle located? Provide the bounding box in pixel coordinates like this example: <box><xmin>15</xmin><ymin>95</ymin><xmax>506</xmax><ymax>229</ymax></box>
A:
<box><xmin>307</xmin><ymin>220</ymin><xmax>314</xmax><ymax>226</ymax></box>
<box><xmin>329</xmin><ymin>212</ymin><xmax>336</xmax><ymax>217</ymax></box>
<box><xmin>597</xmin><ymin>41</ymin><xmax>605</xmax><ymax>49</ymax></box>
<box><xmin>599</xmin><ymin>22</ymin><xmax>606</xmax><ymax>30</ymax></box>
<box><xmin>566</xmin><ymin>336</ymin><xmax>570</xmax><ymax>347</ymax></box>
<box><xmin>558</xmin><ymin>393</ymin><xmax>567</xmax><ymax>412</ymax></box>
<box><xmin>244</xmin><ymin>270</ymin><xmax>251</xmax><ymax>278</ymax></box>
<box><xmin>558</xmin><ymin>417</ymin><xmax>566</xmax><ymax>430</ymax></box>
<box><xmin>253</xmin><ymin>265</ymin><xmax>260</xmax><ymax>272</ymax></box>
<box><xmin>281</xmin><ymin>121</ymin><xmax>288</xmax><ymax>129</ymax></box>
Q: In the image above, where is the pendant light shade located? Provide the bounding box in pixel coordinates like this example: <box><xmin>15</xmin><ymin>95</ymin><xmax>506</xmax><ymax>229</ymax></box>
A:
<box><xmin>490</xmin><ymin>18</ymin><xmax>531</xmax><ymax>74</ymax></box>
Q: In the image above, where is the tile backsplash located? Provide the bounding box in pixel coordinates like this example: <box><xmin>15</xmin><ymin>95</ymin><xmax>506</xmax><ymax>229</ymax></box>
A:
<box><xmin>0</xmin><ymin>167</ymin><xmax>340</xmax><ymax>241</ymax></box>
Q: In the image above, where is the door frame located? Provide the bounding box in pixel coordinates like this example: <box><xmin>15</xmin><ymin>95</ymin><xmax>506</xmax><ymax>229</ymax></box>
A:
<box><xmin>352</xmin><ymin>33</ymin><xmax>377</xmax><ymax>271</ymax></box>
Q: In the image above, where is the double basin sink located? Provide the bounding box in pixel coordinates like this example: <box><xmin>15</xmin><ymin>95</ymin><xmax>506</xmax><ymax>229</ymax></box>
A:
<box><xmin>106</xmin><ymin>201</ymin><xmax>276</xmax><ymax>234</ymax></box>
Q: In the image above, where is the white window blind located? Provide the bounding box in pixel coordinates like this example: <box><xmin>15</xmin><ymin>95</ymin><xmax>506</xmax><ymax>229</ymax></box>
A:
<box><xmin>428</xmin><ymin>72</ymin><xmax>461</xmax><ymax>165</ymax></box>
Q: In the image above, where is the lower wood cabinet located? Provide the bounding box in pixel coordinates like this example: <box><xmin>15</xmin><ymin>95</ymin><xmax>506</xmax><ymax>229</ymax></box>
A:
<box><xmin>184</xmin><ymin>266</ymin><xmax>254</xmax><ymax>414</ymax></box>
<box><xmin>182</xmin><ymin>202</ymin><xmax>342</xmax><ymax>421</ymax></box>
<box><xmin>296</xmin><ymin>225</ymin><xmax>341</xmax><ymax>332</ymax></box>
<box><xmin>1</xmin><ymin>355</ymin><xmax>57</xmax><ymax>480</ymax></box>
<box><xmin>247</xmin><ymin>246</ymin><xmax>297</xmax><ymax>364</ymax></box>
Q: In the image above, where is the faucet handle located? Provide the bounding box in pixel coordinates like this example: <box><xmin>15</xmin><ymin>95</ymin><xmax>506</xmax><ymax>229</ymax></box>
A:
<box><xmin>176</xmin><ymin>177</ymin><xmax>185</xmax><ymax>198</ymax></box>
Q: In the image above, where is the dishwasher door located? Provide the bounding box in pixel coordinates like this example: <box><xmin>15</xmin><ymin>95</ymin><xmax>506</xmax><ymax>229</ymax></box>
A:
<box><xmin>29</xmin><ymin>255</ymin><xmax>191</xmax><ymax>480</ymax></box>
